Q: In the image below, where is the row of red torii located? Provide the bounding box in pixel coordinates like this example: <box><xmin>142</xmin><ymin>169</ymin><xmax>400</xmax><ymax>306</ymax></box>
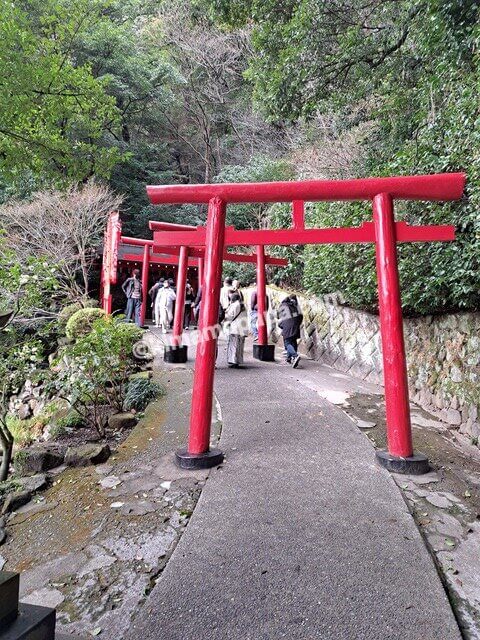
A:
<box><xmin>103</xmin><ymin>173</ymin><xmax>465</xmax><ymax>475</ymax></box>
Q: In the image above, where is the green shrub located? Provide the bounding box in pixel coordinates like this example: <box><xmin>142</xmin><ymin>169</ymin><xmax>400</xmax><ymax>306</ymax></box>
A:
<box><xmin>6</xmin><ymin>416</ymin><xmax>37</xmax><ymax>447</ymax></box>
<box><xmin>124</xmin><ymin>378</ymin><xmax>163</xmax><ymax>412</ymax></box>
<box><xmin>49</xmin><ymin>410</ymin><xmax>84</xmax><ymax>438</ymax></box>
<box><xmin>53</xmin><ymin>316</ymin><xmax>144</xmax><ymax>436</ymax></box>
<box><xmin>80</xmin><ymin>298</ymin><xmax>100</xmax><ymax>309</ymax></box>
<box><xmin>58</xmin><ymin>303</ymin><xmax>83</xmax><ymax>333</ymax></box>
<box><xmin>66</xmin><ymin>307</ymin><xmax>105</xmax><ymax>341</ymax></box>
<box><xmin>0</xmin><ymin>478</ymin><xmax>21</xmax><ymax>500</ymax></box>
<box><xmin>55</xmin><ymin>411</ymin><xmax>84</xmax><ymax>430</ymax></box>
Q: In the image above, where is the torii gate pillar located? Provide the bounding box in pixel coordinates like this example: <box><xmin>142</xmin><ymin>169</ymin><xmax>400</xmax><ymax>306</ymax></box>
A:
<box><xmin>175</xmin><ymin>198</ymin><xmax>225</xmax><ymax>469</ymax></box>
<box><xmin>253</xmin><ymin>245</ymin><xmax>275</xmax><ymax>361</ymax></box>
<box><xmin>165</xmin><ymin>245</ymin><xmax>189</xmax><ymax>364</ymax></box>
<box><xmin>373</xmin><ymin>194</ymin><xmax>426</xmax><ymax>472</ymax></box>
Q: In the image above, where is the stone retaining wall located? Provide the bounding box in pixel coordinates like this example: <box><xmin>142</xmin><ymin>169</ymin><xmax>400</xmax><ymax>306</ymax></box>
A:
<box><xmin>266</xmin><ymin>287</ymin><xmax>480</xmax><ymax>440</ymax></box>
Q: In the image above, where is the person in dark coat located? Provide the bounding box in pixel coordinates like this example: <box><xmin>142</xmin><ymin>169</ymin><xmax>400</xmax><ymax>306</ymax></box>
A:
<box><xmin>184</xmin><ymin>281</ymin><xmax>195</xmax><ymax>329</ymax></box>
<box><xmin>277</xmin><ymin>295</ymin><xmax>303</xmax><ymax>368</ymax></box>
<box><xmin>149</xmin><ymin>277</ymin><xmax>164</xmax><ymax>308</ymax></box>
<box><xmin>193</xmin><ymin>286</ymin><xmax>202</xmax><ymax>325</ymax></box>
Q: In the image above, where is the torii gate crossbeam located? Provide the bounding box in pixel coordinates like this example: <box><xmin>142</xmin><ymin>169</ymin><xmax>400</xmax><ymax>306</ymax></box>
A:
<box><xmin>147</xmin><ymin>173</ymin><xmax>465</xmax><ymax>475</ymax></box>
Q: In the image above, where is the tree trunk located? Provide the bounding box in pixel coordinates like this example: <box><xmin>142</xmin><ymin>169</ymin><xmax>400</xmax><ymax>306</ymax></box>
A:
<box><xmin>0</xmin><ymin>428</ymin><xmax>13</xmax><ymax>482</ymax></box>
<box><xmin>80</xmin><ymin>257</ymin><xmax>90</xmax><ymax>298</ymax></box>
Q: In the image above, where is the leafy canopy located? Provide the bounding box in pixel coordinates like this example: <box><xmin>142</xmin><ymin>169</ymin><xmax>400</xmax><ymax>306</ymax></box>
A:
<box><xmin>0</xmin><ymin>0</ymin><xmax>122</xmax><ymax>184</ymax></box>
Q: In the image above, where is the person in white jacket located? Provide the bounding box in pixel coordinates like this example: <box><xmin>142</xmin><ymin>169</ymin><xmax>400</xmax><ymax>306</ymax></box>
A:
<box><xmin>154</xmin><ymin>281</ymin><xmax>176</xmax><ymax>333</ymax></box>
<box><xmin>224</xmin><ymin>293</ymin><xmax>249</xmax><ymax>367</ymax></box>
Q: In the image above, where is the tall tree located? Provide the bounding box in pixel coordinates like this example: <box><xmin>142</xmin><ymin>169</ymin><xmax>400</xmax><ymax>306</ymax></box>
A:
<box><xmin>0</xmin><ymin>0</ymin><xmax>122</xmax><ymax>184</ymax></box>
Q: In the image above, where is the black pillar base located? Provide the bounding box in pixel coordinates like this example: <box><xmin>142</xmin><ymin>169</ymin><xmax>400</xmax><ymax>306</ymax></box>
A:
<box><xmin>253</xmin><ymin>344</ymin><xmax>275</xmax><ymax>362</ymax></box>
<box><xmin>175</xmin><ymin>448</ymin><xmax>224</xmax><ymax>470</ymax></box>
<box><xmin>164</xmin><ymin>345</ymin><xmax>188</xmax><ymax>363</ymax></box>
<box><xmin>376</xmin><ymin>450</ymin><xmax>429</xmax><ymax>475</ymax></box>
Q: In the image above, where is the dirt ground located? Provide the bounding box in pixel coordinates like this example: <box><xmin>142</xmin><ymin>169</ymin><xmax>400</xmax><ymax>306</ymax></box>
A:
<box><xmin>1</xmin><ymin>367</ymin><xmax>222</xmax><ymax>640</ymax></box>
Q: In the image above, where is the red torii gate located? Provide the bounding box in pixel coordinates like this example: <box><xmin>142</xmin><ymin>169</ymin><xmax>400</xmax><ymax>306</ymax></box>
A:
<box><xmin>148</xmin><ymin>173</ymin><xmax>465</xmax><ymax>475</ymax></box>
<box><xmin>149</xmin><ymin>221</ymin><xmax>283</xmax><ymax>361</ymax></box>
<box><xmin>102</xmin><ymin>224</ymin><xmax>288</xmax><ymax>363</ymax></box>
<box><xmin>101</xmin><ymin>216</ymin><xmax>287</xmax><ymax>339</ymax></box>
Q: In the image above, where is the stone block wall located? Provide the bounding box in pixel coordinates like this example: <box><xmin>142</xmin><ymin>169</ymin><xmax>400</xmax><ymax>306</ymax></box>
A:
<box><xmin>266</xmin><ymin>287</ymin><xmax>480</xmax><ymax>439</ymax></box>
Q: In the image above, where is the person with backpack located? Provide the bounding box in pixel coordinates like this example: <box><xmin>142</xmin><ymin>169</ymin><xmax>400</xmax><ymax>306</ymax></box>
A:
<box><xmin>277</xmin><ymin>294</ymin><xmax>303</xmax><ymax>368</ymax></box>
<box><xmin>224</xmin><ymin>292</ymin><xmax>249</xmax><ymax>367</ymax></box>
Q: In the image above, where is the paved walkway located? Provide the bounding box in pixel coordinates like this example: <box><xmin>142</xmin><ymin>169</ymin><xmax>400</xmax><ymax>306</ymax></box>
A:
<box><xmin>130</xmin><ymin>335</ymin><xmax>461</xmax><ymax>640</ymax></box>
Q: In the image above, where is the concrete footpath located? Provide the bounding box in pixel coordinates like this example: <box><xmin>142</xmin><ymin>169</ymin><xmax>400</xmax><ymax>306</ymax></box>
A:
<box><xmin>129</xmin><ymin>337</ymin><xmax>461</xmax><ymax>640</ymax></box>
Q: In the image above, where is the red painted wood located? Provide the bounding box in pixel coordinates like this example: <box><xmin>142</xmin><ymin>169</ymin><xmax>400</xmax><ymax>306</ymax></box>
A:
<box><xmin>256</xmin><ymin>246</ymin><xmax>268</xmax><ymax>345</ymax></box>
<box><xmin>373</xmin><ymin>194</ymin><xmax>413</xmax><ymax>458</ymax></box>
<box><xmin>121</xmin><ymin>253</ymin><xmax>199</xmax><ymax>267</ymax></box>
<box><xmin>149</xmin><ymin>221</ymin><xmax>197</xmax><ymax>231</ymax></box>
<box><xmin>173</xmin><ymin>246</ymin><xmax>188</xmax><ymax>346</ymax></box>
<box><xmin>198</xmin><ymin>257</ymin><xmax>204</xmax><ymax>291</ymax></box>
<box><xmin>153</xmin><ymin>221</ymin><xmax>455</xmax><ymax>249</ymax></box>
<box><xmin>121</xmin><ymin>236</ymin><xmax>154</xmax><ymax>247</ymax></box>
<box><xmin>121</xmin><ymin>237</ymin><xmax>287</xmax><ymax>265</ymax></box>
<box><xmin>292</xmin><ymin>201</ymin><xmax>305</xmax><ymax>229</ymax></box>
<box><xmin>188</xmin><ymin>197</ymin><xmax>227</xmax><ymax>455</ymax></box>
<box><xmin>148</xmin><ymin>173</ymin><xmax>465</xmax><ymax>205</ymax></box>
<box><xmin>101</xmin><ymin>212</ymin><xmax>121</xmax><ymax>312</ymax></box>
<box><xmin>140</xmin><ymin>244</ymin><xmax>150</xmax><ymax>326</ymax></box>
<box><xmin>394</xmin><ymin>221</ymin><xmax>455</xmax><ymax>242</ymax></box>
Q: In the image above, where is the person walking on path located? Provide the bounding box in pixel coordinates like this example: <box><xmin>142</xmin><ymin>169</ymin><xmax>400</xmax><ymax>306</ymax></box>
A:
<box><xmin>250</xmin><ymin>283</ymin><xmax>270</xmax><ymax>342</ymax></box>
<box><xmin>231</xmin><ymin>279</ymin><xmax>244</xmax><ymax>302</ymax></box>
<box><xmin>278</xmin><ymin>294</ymin><xmax>303</xmax><ymax>368</ymax></box>
<box><xmin>122</xmin><ymin>268</ymin><xmax>143</xmax><ymax>327</ymax></box>
<box><xmin>193</xmin><ymin>286</ymin><xmax>202</xmax><ymax>326</ymax></box>
<box><xmin>224</xmin><ymin>292</ymin><xmax>249</xmax><ymax>367</ymax></box>
<box><xmin>220</xmin><ymin>277</ymin><xmax>233</xmax><ymax>315</ymax></box>
<box><xmin>154</xmin><ymin>280</ymin><xmax>176</xmax><ymax>333</ymax></box>
<box><xmin>149</xmin><ymin>277</ymin><xmax>164</xmax><ymax>310</ymax></box>
<box><xmin>184</xmin><ymin>281</ymin><xmax>195</xmax><ymax>329</ymax></box>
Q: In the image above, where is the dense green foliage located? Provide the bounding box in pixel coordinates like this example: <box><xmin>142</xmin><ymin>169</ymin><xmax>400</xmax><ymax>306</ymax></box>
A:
<box><xmin>2</xmin><ymin>0</ymin><xmax>480</xmax><ymax>314</ymax></box>
<box><xmin>207</xmin><ymin>0</ymin><xmax>480</xmax><ymax>315</ymax></box>
<box><xmin>124</xmin><ymin>377</ymin><xmax>162</xmax><ymax>412</ymax></box>
<box><xmin>0</xmin><ymin>243</ymin><xmax>65</xmax><ymax>479</ymax></box>
<box><xmin>54</xmin><ymin>317</ymin><xmax>144</xmax><ymax>435</ymax></box>
<box><xmin>65</xmin><ymin>307</ymin><xmax>105</xmax><ymax>341</ymax></box>
<box><xmin>0</xmin><ymin>0</ymin><xmax>122</xmax><ymax>184</ymax></box>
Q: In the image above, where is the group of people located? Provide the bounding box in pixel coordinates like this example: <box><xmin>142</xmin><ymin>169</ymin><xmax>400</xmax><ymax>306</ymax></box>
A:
<box><xmin>121</xmin><ymin>270</ymin><xmax>304</xmax><ymax>368</ymax></box>
<box><xmin>219</xmin><ymin>277</ymin><xmax>303</xmax><ymax>369</ymax></box>
<box><xmin>121</xmin><ymin>270</ymin><xmax>197</xmax><ymax>332</ymax></box>
<box><xmin>148</xmin><ymin>277</ymin><xmax>198</xmax><ymax>333</ymax></box>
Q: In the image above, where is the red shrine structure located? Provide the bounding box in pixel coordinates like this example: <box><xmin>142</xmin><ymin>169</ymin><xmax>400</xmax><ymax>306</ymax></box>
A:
<box><xmin>147</xmin><ymin>173</ymin><xmax>465</xmax><ymax>475</ymax></box>
<box><xmin>101</xmin><ymin>213</ymin><xmax>288</xmax><ymax>362</ymax></box>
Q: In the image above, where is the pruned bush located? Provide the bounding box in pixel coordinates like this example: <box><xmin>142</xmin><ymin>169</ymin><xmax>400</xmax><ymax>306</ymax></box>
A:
<box><xmin>58</xmin><ymin>303</ymin><xmax>83</xmax><ymax>333</ymax></box>
<box><xmin>66</xmin><ymin>307</ymin><xmax>105</xmax><ymax>341</ymax></box>
<box><xmin>124</xmin><ymin>378</ymin><xmax>163</xmax><ymax>412</ymax></box>
<box><xmin>53</xmin><ymin>316</ymin><xmax>145</xmax><ymax>436</ymax></box>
